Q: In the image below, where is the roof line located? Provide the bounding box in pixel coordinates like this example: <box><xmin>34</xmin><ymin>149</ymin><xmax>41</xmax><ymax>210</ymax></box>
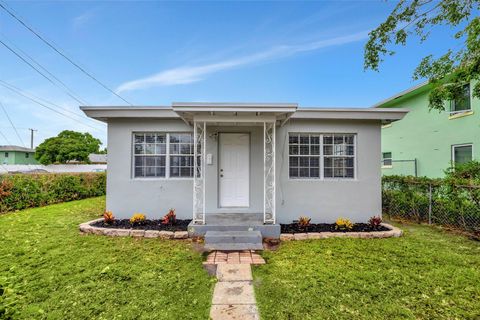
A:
<box><xmin>372</xmin><ymin>81</ymin><xmax>429</xmax><ymax>108</ymax></box>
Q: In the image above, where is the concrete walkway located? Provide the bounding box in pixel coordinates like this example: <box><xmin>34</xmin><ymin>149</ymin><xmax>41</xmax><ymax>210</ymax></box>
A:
<box><xmin>210</xmin><ymin>263</ymin><xmax>260</xmax><ymax>320</ymax></box>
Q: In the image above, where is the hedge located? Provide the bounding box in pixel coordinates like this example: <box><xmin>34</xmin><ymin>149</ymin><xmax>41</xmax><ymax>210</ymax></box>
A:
<box><xmin>382</xmin><ymin>175</ymin><xmax>480</xmax><ymax>233</ymax></box>
<box><xmin>0</xmin><ymin>173</ymin><xmax>106</xmax><ymax>213</ymax></box>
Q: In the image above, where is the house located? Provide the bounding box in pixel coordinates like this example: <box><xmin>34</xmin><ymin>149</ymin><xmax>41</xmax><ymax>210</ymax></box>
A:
<box><xmin>375</xmin><ymin>81</ymin><xmax>479</xmax><ymax>178</ymax></box>
<box><xmin>88</xmin><ymin>153</ymin><xmax>107</xmax><ymax>164</ymax></box>
<box><xmin>0</xmin><ymin>145</ymin><xmax>38</xmax><ymax>165</ymax></box>
<box><xmin>82</xmin><ymin>103</ymin><xmax>407</xmax><ymax>242</ymax></box>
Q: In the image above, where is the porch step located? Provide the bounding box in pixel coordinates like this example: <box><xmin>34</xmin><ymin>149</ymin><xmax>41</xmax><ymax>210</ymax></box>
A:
<box><xmin>204</xmin><ymin>230</ymin><xmax>263</xmax><ymax>251</ymax></box>
<box><xmin>205</xmin><ymin>243</ymin><xmax>264</xmax><ymax>251</ymax></box>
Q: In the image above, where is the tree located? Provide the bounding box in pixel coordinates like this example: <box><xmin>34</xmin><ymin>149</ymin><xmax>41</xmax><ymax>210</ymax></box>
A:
<box><xmin>364</xmin><ymin>0</ymin><xmax>480</xmax><ymax>111</ymax></box>
<box><xmin>35</xmin><ymin>130</ymin><xmax>102</xmax><ymax>165</ymax></box>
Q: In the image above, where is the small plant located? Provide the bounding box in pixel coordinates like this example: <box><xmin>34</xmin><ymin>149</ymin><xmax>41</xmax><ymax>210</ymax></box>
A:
<box><xmin>103</xmin><ymin>211</ymin><xmax>115</xmax><ymax>224</ymax></box>
<box><xmin>161</xmin><ymin>209</ymin><xmax>176</xmax><ymax>225</ymax></box>
<box><xmin>297</xmin><ymin>216</ymin><xmax>311</xmax><ymax>228</ymax></box>
<box><xmin>130</xmin><ymin>213</ymin><xmax>146</xmax><ymax>225</ymax></box>
<box><xmin>0</xmin><ymin>179</ymin><xmax>13</xmax><ymax>199</ymax></box>
<box><xmin>335</xmin><ymin>218</ymin><xmax>353</xmax><ymax>231</ymax></box>
<box><xmin>368</xmin><ymin>216</ymin><xmax>382</xmax><ymax>229</ymax></box>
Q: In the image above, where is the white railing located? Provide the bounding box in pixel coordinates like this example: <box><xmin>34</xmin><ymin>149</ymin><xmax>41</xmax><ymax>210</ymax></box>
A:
<box><xmin>193</xmin><ymin>121</ymin><xmax>206</xmax><ymax>224</ymax></box>
<box><xmin>263</xmin><ymin>121</ymin><xmax>276</xmax><ymax>224</ymax></box>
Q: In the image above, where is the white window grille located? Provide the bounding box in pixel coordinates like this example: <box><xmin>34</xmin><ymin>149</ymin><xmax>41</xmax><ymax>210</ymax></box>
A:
<box><xmin>288</xmin><ymin>133</ymin><xmax>356</xmax><ymax>179</ymax></box>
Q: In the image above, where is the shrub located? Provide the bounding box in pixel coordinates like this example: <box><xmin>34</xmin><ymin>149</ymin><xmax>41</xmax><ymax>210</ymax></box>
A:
<box><xmin>368</xmin><ymin>216</ymin><xmax>382</xmax><ymax>229</ymax></box>
<box><xmin>161</xmin><ymin>209</ymin><xmax>176</xmax><ymax>225</ymax></box>
<box><xmin>335</xmin><ymin>218</ymin><xmax>353</xmax><ymax>231</ymax></box>
<box><xmin>0</xmin><ymin>180</ymin><xmax>13</xmax><ymax>198</ymax></box>
<box><xmin>0</xmin><ymin>173</ymin><xmax>106</xmax><ymax>214</ymax></box>
<box><xmin>130</xmin><ymin>213</ymin><xmax>146</xmax><ymax>225</ymax></box>
<box><xmin>297</xmin><ymin>216</ymin><xmax>311</xmax><ymax>228</ymax></box>
<box><xmin>103</xmin><ymin>211</ymin><xmax>115</xmax><ymax>224</ymax></box>
<box><xmin>444</xmin><ymin>160</ymin><xmax>480</xmax><ymax>180</ymax></box>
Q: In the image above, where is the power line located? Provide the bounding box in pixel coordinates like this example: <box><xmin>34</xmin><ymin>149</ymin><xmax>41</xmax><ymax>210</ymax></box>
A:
<box><xmin>0</xmin><ymin>80</ymin><xmax>101</xmax><ymax>125</ymax></box>
<box><xmin>0</xmin><ymin>99</ymin><xmax>25</xmax><ymax>147</ymax></box>
<box><xmin>0</xmin><ymin>38</ymin><xmax>86</xmax><ymax>105</ymax></box>
<box><xmin>0</xmin><ymin>82</ymin><xmax>105</xmax><ymax>133</ymax></box>
<box><xmin>0</xmin><ymin>129</ymin><xmax>12</xmax><ymax>145</ymax></box>
<box><xmin>0</xmin><ymin>32</ymin><xmax>89</xmax><ymax>105</ymax></box>
<box><xmin>0</xmin><ymin>2</ymin><xmax>133</xmax><ymax>106</ymax></box>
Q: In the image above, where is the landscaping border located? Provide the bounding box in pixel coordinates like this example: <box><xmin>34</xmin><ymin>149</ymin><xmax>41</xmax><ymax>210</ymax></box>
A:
<box><xmin>79</xmin><ymin>218</ymin><xmax>189</xmax><ymax>239</ymax></box>
<box><xmin>279</xmin><ymin>223</ymin><xmax>402</xmax><ymax>241</ymax></box>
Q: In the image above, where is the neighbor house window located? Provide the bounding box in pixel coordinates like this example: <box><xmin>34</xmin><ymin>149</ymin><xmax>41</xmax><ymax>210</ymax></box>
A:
<box><xmin>289</xmin><ymin>133</ymin><xmax>355</xmax><ymax>179</ymax></box>
<box><xmin>450</xmin><ymin>84</ymin><xmax>471</xmax><ymax>113</ymax></box>
<box><xmin>382</xmin><ymin>152</ymin><xmax>392</xmax><ymax>166</ymax></box>
<box><xmin>452</xmin><ymin>144</ymin><xmax>473</xmax><ymax>165</ymax></box>
<box><xmin>133</xmin><ymin>132</ymin><xmax>195</xmax><ymax>178</ymax></box>
<box><xmin>4</xmin><ymin>152</ymin><xmax>8</xmax><ymax>158</ymax></box>
<box><xmin>25</xmin><ymin>153</ymin><xmax>29</xmax><ymax>158</ymax></box>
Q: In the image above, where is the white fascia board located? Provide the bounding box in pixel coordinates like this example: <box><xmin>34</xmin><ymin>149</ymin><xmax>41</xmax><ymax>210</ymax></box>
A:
<box><xmin>172</xmin><ymin>102</ymin><xmax>298</xmax><ymax>109</ymax></box>
<box><xmin>80</xmin><ymin>106</ymin><xmax>178</xmax><ymax>122</ymax></box>
<box><xmin>292</xmin><ymin>108</ymin><xmax>409</xmax><ymax>121</ymax></box>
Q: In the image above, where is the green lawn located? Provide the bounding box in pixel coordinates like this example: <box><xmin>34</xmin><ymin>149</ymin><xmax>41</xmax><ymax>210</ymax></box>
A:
<box><xmin>253</xmin><ymin>223</ymin><xmax>480</xmax><ymax>320</ymax></box>
<box><xmin>0</xmin><ymin>197</ymin><xmax>214</xmax><ymax>320</ymax></box>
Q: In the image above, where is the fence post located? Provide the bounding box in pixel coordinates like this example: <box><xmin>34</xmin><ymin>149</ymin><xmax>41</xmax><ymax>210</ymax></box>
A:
<box><xmin>428</xmin><ymin>183</ymin><xmax>432</xmax><ymax>225</ymax></box>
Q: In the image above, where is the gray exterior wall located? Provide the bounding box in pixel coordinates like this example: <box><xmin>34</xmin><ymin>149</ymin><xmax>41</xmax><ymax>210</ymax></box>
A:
<box><xmin>106</xmin><ymin>118</ymin><xmax>381</xmax><ymax>223</ymax></box>
<box><xmin>276</xmin><ymin>119</ymin><xmax>381</xmax><ymax>223</ymax></box>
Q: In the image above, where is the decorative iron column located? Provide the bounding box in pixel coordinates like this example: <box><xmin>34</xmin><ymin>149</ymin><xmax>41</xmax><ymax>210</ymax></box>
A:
<box><xmin>263</xmin><ymin>121</ymin><xmax>276</xmax><ymax>224</ymax></box>
<box><xmin>193</xmin><ymin>121</ymin><xmax>206</xmax><ymax>224</ymax></box>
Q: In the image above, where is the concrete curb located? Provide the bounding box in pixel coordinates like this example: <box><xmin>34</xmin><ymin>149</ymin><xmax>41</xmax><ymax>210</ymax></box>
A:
<box><xmin>79</xmin><ymin>218</ymin><xmax>190</xmax><ymax>239</ymax></box>
<box><xmin>280</xmin><ymin>223</ymin><xmax>402</xmax><ymax>241</ymax></box>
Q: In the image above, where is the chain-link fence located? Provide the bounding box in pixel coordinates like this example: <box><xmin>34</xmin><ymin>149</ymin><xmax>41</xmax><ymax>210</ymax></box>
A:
<box><xmin>382</xmin><ymin>178</ymin><xmax>480</xmax><ymax>234</ymax></box>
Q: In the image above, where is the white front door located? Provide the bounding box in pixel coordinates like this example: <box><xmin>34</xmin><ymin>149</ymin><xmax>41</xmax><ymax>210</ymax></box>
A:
<box><xmin>219</xmin><ymin>133</ymin><xmax>250</xmax><ymax>207</ymax></box>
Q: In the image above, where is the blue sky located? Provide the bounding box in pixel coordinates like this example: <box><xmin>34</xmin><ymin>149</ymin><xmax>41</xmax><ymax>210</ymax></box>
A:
<box><xmin>0</xmin><ymin>1</ymin><xmax>459</xmax><ymax>146</ymax></box>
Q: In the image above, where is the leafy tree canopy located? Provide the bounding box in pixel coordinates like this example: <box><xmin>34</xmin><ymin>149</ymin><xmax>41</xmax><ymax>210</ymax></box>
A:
<box><xmin>365</xmin><ymin>0</ymin><xmax>480</xmax><ymax>111</ymax></box>
<box><xmin>35</xmin><ymin>130</ymin><xmax>102</xmax><ymax>165</ymax></box>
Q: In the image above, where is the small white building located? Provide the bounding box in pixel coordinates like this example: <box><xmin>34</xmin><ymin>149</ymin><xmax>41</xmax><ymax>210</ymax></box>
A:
<box><xmin>82</xmin><ymin>103</ymin><xmax>407</xmax><ymax>240</ymax></box>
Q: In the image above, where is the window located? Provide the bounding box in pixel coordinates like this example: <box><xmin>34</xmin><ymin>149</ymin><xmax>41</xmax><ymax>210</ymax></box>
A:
<box><xmin>133</xmin><ymin>132</ymin><xmax>195</xmax><ymax>178</ymax></box>
<box><xmin>25</xmin><ymin>153</ymin><xmax>29</xmax><ymax>158</ymax></box>
<box><xmin>169</xmin><ymin>133</ymin><xmax>194</xmax><ymax>177</ymax></box>
<box><xmin>4</xmin><ymin>152</ymin><xmax>8</xmax><ymax>158</ymax></box>
<box><xmin>382</xmin><ymin>152</ymin><xmax>392</xmax><ymax>166</ymax></box>
<box><xmin>289</xmin><ymin>134</ymin><xmax>320</xmax><ymax>178</ymax></box>
<box><xmin>450</xmin><ymin>84</ymin><xmax>471</xmax><ymax>113</ymax></box>
<box><xmin>452</xmin><ymin>144</ymin><xmax>473</xmax><ymax>165</ymax></box>
<box><xmin>134</xmin><ymin>133</ymin><xmax>167</xmax><ymax>178</ymax></box>
<box><xmin>323</xmin><ymin>134</ymin><xmax>355</xmax><ymax>178</ymax></box>
<box><xmin>289</xmin><ymin>133</ymin><xmax>355</xmax><ymax>179</ymax></box>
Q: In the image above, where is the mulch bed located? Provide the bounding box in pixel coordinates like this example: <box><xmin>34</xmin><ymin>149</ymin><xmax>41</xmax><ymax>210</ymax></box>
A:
<box><xmin>280</xmin><ymin>223</ymin><xmax>390</xmax><ymax>233</ymax></box>
<box><xmin>92</xmin><ymin>219</ymin><xmax>191</xmax><ymax>231</ymax></box>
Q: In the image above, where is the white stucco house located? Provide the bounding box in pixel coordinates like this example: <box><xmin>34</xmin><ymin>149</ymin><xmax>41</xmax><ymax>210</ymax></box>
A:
<box><xmin>82</xmin><ymin>103</ymin><xmax>407</xmax><ymax>244</ymax></box>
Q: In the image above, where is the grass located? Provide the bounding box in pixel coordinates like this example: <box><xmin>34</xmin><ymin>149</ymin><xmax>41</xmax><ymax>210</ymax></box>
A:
<box><xmin>253</xmin><ymin>223</ymin><xmax>480</xmax><ymax>320</ymax></box>
<box><xmin>0</xmin><ymin>197</ymin><xmax>214</xmax><ymax>320</ymax></box>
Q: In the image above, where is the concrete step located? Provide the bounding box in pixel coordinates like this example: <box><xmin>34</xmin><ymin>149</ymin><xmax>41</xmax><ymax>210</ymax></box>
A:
<box><xmin>205</xmin><ymin>230</ymin><xmax>262</xmax><ymax>244</ymax></box>
<box><xmin>205</xmin><ymin>243</ymin><xmax>264</xmax><ymax>251</ymax></box>
<box><xmin>204</xmin><ymin>230</ymin><xmax>264</xmax><ymax>251</ymax></box>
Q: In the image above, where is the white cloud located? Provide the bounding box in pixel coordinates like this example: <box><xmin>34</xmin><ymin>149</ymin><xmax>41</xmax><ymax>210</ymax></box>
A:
<box><xmin>116</xmin><ymin>31</ymin><xmax>368</xmax><ymax>93</ymax></box>
<box><xmin>72</xmin><ymin>10</ymin><xmax>95</xmax><ymax>30</ymax></box>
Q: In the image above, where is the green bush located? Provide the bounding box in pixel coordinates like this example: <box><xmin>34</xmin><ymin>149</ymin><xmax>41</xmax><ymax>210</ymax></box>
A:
<box><xmin>0</xmin><ymin>173</ymin><xmax>106</xmax><ymax>213</ymax></box>
<box><xmin>382</xmin><ymin>174</ymin><xmax>480</xmax><ymax>232</ymax></box>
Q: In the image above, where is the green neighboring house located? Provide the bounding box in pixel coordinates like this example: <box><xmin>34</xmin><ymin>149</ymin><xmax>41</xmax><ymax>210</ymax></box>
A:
<box><xmin>375</xmin><ymin>81</ymin><xmax>479</xmax><ymax>178</ymax></box>
<box><xmin>0</xmin><ymin>145</ymin><xmax>38</xmax><ymax>165</ymax></box>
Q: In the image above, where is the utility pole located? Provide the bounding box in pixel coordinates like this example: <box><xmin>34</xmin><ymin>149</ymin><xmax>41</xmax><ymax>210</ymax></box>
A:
<box><xmin>28</xmin><ymin>128</ymin><xmax>37</xmax><ymax>149</ymax></box>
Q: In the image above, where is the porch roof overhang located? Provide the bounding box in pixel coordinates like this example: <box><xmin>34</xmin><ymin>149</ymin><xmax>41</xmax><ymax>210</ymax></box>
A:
<box><xmin>172</xmin><ymin>102</ymin><xmax>298</xmax><ymax>125</ymax></box>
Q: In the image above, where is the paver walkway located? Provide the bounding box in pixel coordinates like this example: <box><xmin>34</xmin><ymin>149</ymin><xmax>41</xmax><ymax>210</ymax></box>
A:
<box><xmin>207</xmin><ymin>251</ymin><xmax>262</xmax><ymax>319</ymax></box>
<box><xmin>204</xmin><ymin>250</ymin><xmax>265</xmax><ymax>265</ymax></box>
